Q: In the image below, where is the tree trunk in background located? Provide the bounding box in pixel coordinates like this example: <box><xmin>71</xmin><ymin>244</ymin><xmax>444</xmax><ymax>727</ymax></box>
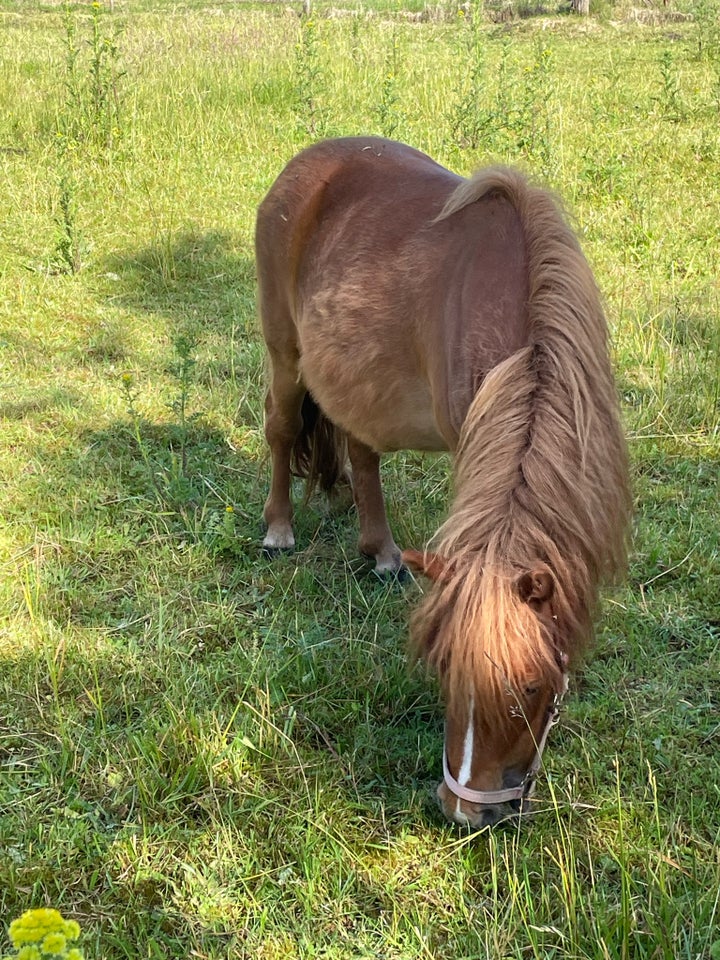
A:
<box><xmin>572</xmin><ymin>0</ymin><xmax>590</xmax><ymax>12</ymax></box>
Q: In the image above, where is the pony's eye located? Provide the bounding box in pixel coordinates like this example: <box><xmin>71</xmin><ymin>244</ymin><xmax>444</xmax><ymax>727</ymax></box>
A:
<box><xmin>524</xmin><ymin>686</ymin><xmax>539</xmax><ymax>697</ymax></box>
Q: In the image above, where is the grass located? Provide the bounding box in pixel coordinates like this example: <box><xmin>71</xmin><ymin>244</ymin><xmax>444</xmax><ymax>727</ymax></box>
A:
<box><xmin>1</xmin><ymin>0</ymin><xmax>719</xmax><ymax>957</ymax></box>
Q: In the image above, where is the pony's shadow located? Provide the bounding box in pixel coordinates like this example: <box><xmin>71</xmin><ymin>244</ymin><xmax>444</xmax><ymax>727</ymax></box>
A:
<box><xmin>87</xmin><ymin>230</ymin><xmax>453</xmax><ymax>829</ymax></box>
<box><xmin>104</xmin><ymin>228</ymin><xmax>255</xmax><ymax>332</ymax></box>
<box><xmin>30</xmin><ymin>415</ymin><xmax>262</xmax><ymax>632</ymax></box>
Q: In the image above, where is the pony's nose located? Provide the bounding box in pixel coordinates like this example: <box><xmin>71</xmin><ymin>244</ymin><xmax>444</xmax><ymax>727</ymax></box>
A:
<box><xmin>478</xmin><ymin>800</ymin><xmax>523</xmax><ymax>827</ymax></box>
<box><xmin>438</xmin><ymin>781</ymin><xmax>525</xmax><ymax>828</ymax></box>
<box><xmin>478</xmin><ymin>805</ymin><xmax>505</xmax><ymax>827</ymax></box>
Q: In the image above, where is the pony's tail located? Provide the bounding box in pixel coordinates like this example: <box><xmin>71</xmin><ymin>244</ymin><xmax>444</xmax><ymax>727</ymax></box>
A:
<box><xmin>291</xmin><ymin>392</ymin><xmax>348</xmax><ymax>500</ymax></box>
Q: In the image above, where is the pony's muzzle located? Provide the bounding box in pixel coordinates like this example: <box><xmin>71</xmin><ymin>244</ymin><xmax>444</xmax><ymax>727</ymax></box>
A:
<box><xmin>436</xmin><ymin>781</ymin><xmax>526</xmax><ymax>829</ymax></box>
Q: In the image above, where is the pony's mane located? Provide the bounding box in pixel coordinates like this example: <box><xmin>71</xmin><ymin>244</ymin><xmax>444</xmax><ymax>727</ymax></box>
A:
<box><xmin>412</xmin><ymin>167</ymin><xmax>631</xmax><ymax>729</ymax></box>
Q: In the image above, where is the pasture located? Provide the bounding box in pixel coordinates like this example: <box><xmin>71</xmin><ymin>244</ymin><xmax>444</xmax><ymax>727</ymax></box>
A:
<box><xmin>1</xmin><ymin>0</ymin><xmax>719</xmax><ymax>956</ymax></box>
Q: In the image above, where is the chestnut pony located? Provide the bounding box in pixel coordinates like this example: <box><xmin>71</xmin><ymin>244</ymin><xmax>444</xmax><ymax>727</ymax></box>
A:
<box><xmin>256</xmin><ymin>137</ymin><xmax>630</xmax><ymax>828</ymax></box>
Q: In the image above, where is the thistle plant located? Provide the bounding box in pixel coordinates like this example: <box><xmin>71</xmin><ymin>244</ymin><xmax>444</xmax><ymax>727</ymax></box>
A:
<box><xmin>516</xmin><ymin>41</ymin><xmax>556</xmax><ymax>177</ymax></box>
<box><xmin>375</xmin><ymin>33</ymin><xmax>402</xmax><ymax>140</ymax></box>
<box><xmin>61</xmin><ymin>0</ymin><xmax>124</xmax><ymax>150</ymax></box>
<box><xmin>119</xmin><ymin>369</ymin><xmax>164</xmax><ymax>503</ymax></box>
<box><xmin>294</xmin><ymin>16</ymin><xmax>328</xmax><ymax>139</ymax></box>
<box><xmin>119</xmin><ymin>334</ymin><xmax>205</xmax><ymax>519</ymax></box>
<box><xmin>449</xmin><ymin>0</ymin><xmax>492</xmax><ymax>150</ymax></box>
<box><xmin>52</xmin><ymin>145</ymin><xmax>83</xmax><ymax>275</ymax></box>
<box><xmin>202</xmin><ymin>503</ymin><xmax>250</xmax><ymax>558</ymax></box>
<box><xmin>49</xmin><ymin>0</ymin><xmax>124</xmax><ymax>272</ymax></box>
<box><xmin>657</xmin><ymin>47</ymin><xmax>685</xmax><ymax>121</ymax></box>
<box><xmin>2</xmin><ymin>909</ymin><xmax>85</xmax><ymax>960</ymax></box>
<box><xmin>695</xmin><ymin>0</ymin><xmax>720</xmax><ymax>61</ymax></box>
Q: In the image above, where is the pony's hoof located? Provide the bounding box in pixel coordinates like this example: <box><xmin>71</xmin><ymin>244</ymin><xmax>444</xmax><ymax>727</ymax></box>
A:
<box><xmin>262</xmin><ymin>544</ymin><xmax>294</xmax><ymax>559</ymax></box>
<box><xmin>262</xmin><ymin>525</ymin><xmax>295</xmax><ymax>553</ymax></box>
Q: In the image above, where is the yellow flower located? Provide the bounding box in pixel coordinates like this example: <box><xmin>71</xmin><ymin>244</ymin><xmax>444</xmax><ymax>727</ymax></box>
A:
<box><xmin>6</xmin><ymin>909</ymin><xmax>84</xmax><ymax>960</ymax></box>
<box><xmin>41</xmin><ymin>933</ymin><xmax>66</xmax><ymax>954</ymax></box>
<box><xmin>62</xmin><ymin>921</ymin><xmax>81</xmax><ymax>942</ymax></box>
<box><xmin>10</xmin><ymin>910</ymin><xmax>65</xmax><ymax>946</ymax></box>
<box><xmin>226</xmin><ymin>505</ymin><xmax>234</xmax><ymax>513</ymax></box>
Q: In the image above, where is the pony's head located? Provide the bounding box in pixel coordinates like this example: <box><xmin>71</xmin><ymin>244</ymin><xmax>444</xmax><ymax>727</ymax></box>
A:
<box><xmin>403</xmin><ymin>548</ymin><xmax>572</xmax><ymax>829</ymax></box>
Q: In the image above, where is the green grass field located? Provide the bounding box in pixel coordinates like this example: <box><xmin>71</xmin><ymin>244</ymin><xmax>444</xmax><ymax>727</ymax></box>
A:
<box><xmin>1</xmin><ymin>0</ymin><xmax>719</xmax><ymax>957</ymax></box>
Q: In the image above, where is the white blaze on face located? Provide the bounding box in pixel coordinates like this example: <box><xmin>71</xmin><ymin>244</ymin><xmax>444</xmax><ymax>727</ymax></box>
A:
<box><xmin>455</xmin><ymin>696</ymin><xmax>475</xmax><ymax>821</ymax></box>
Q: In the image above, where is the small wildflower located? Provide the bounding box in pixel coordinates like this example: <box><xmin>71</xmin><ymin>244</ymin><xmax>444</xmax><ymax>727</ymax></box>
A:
<box><xmin>62</xmin><ymin>922</ymin><xmax>79</xmax><ymax>942</ymax></box>
<box><xmin>226</xmin><ymin>505</ymin><xmax>234</xmax><ymax>513</ymax></box>
<box><xmin>10</xmin><ymin>910</ymin><xmax>65</xmax><ymax>946</ymax></box>
<box><xmin>41</xmin><ymin>933</ymin><xmax>66</xmax><ymax>955</ymax></box>
<box><xmin>5</xmin><ymin>910</ymin><xmax>84</xmax><ymax>960</ymax></box>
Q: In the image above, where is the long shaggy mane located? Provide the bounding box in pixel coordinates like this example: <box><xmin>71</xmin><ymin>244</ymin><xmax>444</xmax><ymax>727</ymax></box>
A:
<box><xmin>412</xmin><ymin>167</ymin><xmax>631</xmax><ymax>729</ymax></box>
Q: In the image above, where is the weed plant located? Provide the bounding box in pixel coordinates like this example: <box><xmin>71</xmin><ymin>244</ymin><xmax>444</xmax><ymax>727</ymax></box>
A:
<box><xmin>447</xmin><ymin>29</ymin><xmax>555</xmax><ymax>176</ymax></box>
<box><xmin>657</xmin><ymin>47</ymin><xmax>685</xmax><ymax>121</ymax></box>
<box><xmin>375</xmin><ymin>33</ymin><xmax>403</xmax><ymax>139</ymax></box>
<box><xmin>61</xmin><ymin>0</ymin><xmax>123</xmax><ymax>151</ymax></box>
<box><xmin>48</xmin><ymin>2</ymin><xmax>125</xmax><ymax>272</ymax></box>
<box><xmin>295</xmin><ymin>16</ymin><xmax>329</xmax><ymax>140</ymax></box>
<box><xmin>516</xmin><ymin>40</ymin><xmax>555</xmax><ymax>177</ymax></box>
<box><xmin>53</xmin><ymin>163</ymin><xmax>83</xmax><ymax>275</ymax></box>
<box><xmin>1</xmin><ymin>3</ymin><xmax>719</xmax><ymax>959</ymax></box>
<box><xmin>449</xmin><ymin>0</ymin><xmax>491</xmax><ymax>149</ymax></box>
<box><xmin>694</xmin><ymin>0</ymin><xmax>720</xmax><ymax>60</ymax></box>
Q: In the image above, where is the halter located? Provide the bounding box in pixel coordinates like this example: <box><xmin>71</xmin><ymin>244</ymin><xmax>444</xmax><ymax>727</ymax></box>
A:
<box><xmin>442</xmin><ymin>682</ymin><xmax>566</xmax><ymax>807</ymax></box>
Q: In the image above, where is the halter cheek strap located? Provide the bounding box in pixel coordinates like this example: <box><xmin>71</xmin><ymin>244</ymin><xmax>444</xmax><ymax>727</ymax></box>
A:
<box><xmin>442</xmin><ymin>686</ymin><xmax>565</xmax><ymax>807</ymax></box>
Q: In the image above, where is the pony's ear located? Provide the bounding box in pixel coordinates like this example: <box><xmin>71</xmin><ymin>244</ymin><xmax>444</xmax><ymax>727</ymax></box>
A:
<box><xmin>401</xmin><ymin>549</ymin><xmax>452</xmax><ymax>583</ymax></box>
<box><xmin>516</xmin><ymin>566</ymin><xmax>555</xmax><ymax>604</ymax></box>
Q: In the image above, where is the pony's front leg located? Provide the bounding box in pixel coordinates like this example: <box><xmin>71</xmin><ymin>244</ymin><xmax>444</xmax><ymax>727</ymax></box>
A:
<box><xmin>262</xmin><ymin>370</ymin><xmax>305</xmax><ymax>552</ymax></box>
<box><xmin>347</xmin><ymin>435</ymin><xmax>402</xmax><ymax>575</ymax></box>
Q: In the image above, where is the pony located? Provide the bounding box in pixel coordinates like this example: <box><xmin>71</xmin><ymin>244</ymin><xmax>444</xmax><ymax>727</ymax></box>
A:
<box><xmin>256</xmin><ymin>137</ymin><xmax>630</xmax><ymax>828</ymax></box>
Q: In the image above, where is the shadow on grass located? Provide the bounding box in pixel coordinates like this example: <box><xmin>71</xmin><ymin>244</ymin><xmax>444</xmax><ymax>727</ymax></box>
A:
<box><xmin>23</xmin><ymin>415</ymin><xmax>265</xmax><ymax>630</ymax></box>
<box><xmin>0</xmin><ymin>386</ymin><xmax>82</xmax><ymax>420</ymax></box>
<box><xmin>1</xmin><ymin>229</ymin><xmax>462</xmax><ymax>937</ymax></box>
<box><xmin>104</xmin><ymin>228</ymin><xmax>256</xmax><ymax>334</ymax></box>
<box><xmin>9</xmin><ymin>403</ymin><xmax>442</xmax><ymax>816</ymax></box>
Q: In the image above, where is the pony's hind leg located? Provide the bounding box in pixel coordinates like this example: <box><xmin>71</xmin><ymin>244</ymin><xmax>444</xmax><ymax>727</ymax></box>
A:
<box><xmin>263</xmin><ymin>354</ymin><xmax>305</xmax><ymax>552</ymax></box>
<box><xmin>328</xmin><ymin>466</ymin><xmax>355</xmax><ymax>515</ymax></box>
<box><xmin>347</xmin><ymin>435</ymin><xmax>402</xmax><ymax>575</ymax></box>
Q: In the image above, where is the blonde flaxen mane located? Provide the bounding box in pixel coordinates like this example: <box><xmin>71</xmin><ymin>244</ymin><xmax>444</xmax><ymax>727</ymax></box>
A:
<box><xmin>413</xmin><ymin>168</ymin><xmax>631</xmax><ymax>728</ymax></box>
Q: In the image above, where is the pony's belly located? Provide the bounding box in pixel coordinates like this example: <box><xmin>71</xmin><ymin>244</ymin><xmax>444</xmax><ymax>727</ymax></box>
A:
<box><xmin>361</xmin><ymin>412</ymin><xmax>448</xmax><ymax>454</ymax></box>
<box><xmin>305</xmin><ymin>369</ymin><xmax>447</xmax><ymax>453</ymax></box>
<box><xmin>297</xmin><ymin>297</ymin><xmax>449</xmax><ymax>453</ymax></box>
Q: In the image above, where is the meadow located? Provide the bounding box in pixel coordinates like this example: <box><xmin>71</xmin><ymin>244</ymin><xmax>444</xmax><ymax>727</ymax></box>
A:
<box><xmin>1</xmin><ymin>0</ymin><xmax>719</xmax><ymax>956</ymax></box>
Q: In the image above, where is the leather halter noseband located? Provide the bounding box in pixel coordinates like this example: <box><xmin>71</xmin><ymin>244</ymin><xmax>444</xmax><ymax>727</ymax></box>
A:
<box><xmin>442</xmin><ymin>684</ymin><xmax>566</xmax><ymax>806</ymax></box>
